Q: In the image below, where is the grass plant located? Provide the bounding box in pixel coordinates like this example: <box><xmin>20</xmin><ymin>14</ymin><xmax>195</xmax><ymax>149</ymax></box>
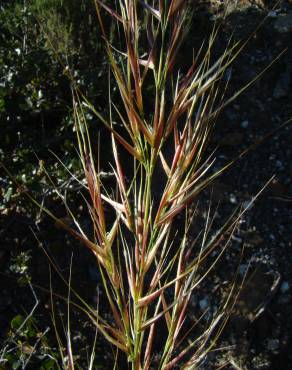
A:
<box><xmin>2</xmin><ymin>1</ymin><xmax>290</xmax><ymax>369</ymax></box>
<box><xmin>63</xmin><ymin>1</ymin><xmax>257</xmax><ymax>368</ymax></box>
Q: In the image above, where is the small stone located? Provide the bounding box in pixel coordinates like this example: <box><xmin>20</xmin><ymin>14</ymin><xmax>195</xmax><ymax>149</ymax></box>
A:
<box><xmin>243</xmin><ymin>199</ymin><xmax>254</xmax><ymax>211</ymax></box>
<box><xmin>280</xmin><ymin>281</ymin><xmax>289</xmax><ymax>293</ymax></box>
<box><xmin>231</xmin><ymin>235</ymin><xmax>242</xmax><ymax>243</ymax></box>
<box><xmin>267</xmin><ymin>338</ymin><xmax>280</xmax><ymax>352</ymax></box>
<box><xmin>274</xmin><ymin>14</ymin><xmax>292</xmax><ymax>33</ymax></box>
<box><xmin>239</xmin><ymin>264</ymin><xmax>248</xmax><ymax>275</ymax></box>
<box><xmin>268</xmin><ymin>10</ymin><xmax>277</xmax><ymax>18</ymax></box>
<box><xmin>199</xmin><ymin>298</ymin><xmax>209</xmax><ymax>311</ymax></box>
<box><xmin>241</xmin><ymin>120</ymin><xmax>249</xmax><ymax>128</ymax></box>
<box><xmin>229</xmin><ymin>194</ymin><xmax>237</xmax><ymax>204</ymax></box>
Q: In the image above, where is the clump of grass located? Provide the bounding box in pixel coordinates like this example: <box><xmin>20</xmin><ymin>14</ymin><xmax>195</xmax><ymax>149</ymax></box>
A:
<box><xmin>64</xmin><ymin>1</ymin><xmax>251</xmax><ymax>368</ymax></box>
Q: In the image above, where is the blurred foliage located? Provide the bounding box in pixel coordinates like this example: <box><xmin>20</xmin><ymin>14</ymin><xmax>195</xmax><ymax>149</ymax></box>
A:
<box><xmin>2</xmin><ymin>313</ymin><xmax>60</xmax><ymax>369</ymax></box>
<box><xmin>0</xmin><ymin>2</ymin><xmax>109</xmax><ymax>365</ymax></box>
<box><xmin>0</xmin><ymin>0</ymin><xmax>108</xmax><ymax>212</ymax></box>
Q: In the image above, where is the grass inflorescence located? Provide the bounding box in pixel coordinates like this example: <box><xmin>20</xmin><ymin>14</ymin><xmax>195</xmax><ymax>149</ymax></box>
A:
<box><xmin>66</xmin><ymin>1</ymin><xmax>253</xmax><ymax>368</ymax></box>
